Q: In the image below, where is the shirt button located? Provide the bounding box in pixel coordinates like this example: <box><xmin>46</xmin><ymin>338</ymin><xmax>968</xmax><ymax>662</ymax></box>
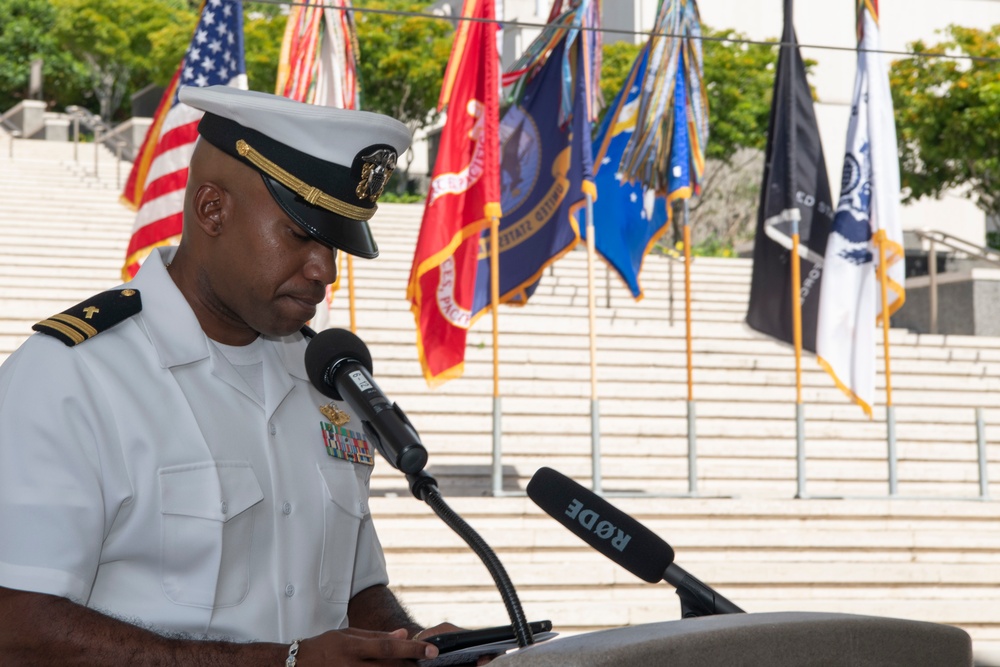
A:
<box><xmin>282</xmin><ymin>502</ymin><xmax>292</xmax><ymax>516</ymax></box>
<box><xmin>269</xmin><ymin>423</ymin><xmax>277</xmax><ymax>436</ymax></box>
<box><xmin>285</xmin><ymin>584</ymin><xmax>295</xmax><ymax>598</ymax></box>
<box><xmin>358</xmin><ymin>502</ymin><xmax>367</xmax><ymax>514</ymax></box>
<box><xmin>220</xmin><ymin>501</ymin><xmax>228</xmax><ymax>515</ymax></box>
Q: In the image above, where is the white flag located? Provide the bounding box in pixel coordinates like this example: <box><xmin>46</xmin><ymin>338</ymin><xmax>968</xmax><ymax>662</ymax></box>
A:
<box><xmin>816</xmin><ymin>4</ymin><xmax>905</xmax><ymax>418</ymax></box>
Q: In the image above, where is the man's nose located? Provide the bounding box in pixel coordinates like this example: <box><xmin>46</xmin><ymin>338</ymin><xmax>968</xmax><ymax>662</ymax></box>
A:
<box><xmin>306</xmin><ymin>242</ymin><xmax>338</xmax><ymax>285</ymax></box>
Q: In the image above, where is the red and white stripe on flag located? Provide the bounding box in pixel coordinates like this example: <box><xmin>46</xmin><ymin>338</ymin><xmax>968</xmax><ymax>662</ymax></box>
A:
<box><xmin>407</xmin><ymin>0</ymin><xmax>501</xmax><ymax>386</ymax></box>
<box><xmin>120</xmin><ymin>0</ymin><xmax>247</xmax><ymax>280</ymax></box>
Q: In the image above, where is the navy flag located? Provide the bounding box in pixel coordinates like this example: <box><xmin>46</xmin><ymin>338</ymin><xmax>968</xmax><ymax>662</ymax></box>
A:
<box><xmin>472</xmin><ymin>38</ymin><xmax>594</xmax><ymax>314</ymax></box>
<box><xmin>745</xmin><ymin>16</ymin><xmax>834</xmax><ymax>351</ymax></box>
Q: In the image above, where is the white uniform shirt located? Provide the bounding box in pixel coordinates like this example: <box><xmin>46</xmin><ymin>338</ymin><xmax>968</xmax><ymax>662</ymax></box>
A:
<box><xmin>0</xmin><ymin>248</ymin><xmax>387</xmax><ymax>642</ymax></box>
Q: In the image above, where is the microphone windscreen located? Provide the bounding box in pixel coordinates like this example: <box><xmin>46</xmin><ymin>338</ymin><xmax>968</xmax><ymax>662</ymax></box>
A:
<box><xmin>304</xmin><ymin>328</ymin><xmax>374</xmax><ymax>400</ymax></box>
<box><xmin>526</xmin><ymin>467</ymin><xmax>674</xmax><ymax>583</ymax></box>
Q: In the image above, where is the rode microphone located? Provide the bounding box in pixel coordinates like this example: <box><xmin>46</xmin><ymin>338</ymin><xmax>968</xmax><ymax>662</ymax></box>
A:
<box><xmin>526</xmin><ymin>467</ymin><xmax>745</xmax><ymax>617</ymax></box>
<box><xmin>305</xmin><ymin>328</ymin><xmax>428</xmax><ymax>475</ymax></box>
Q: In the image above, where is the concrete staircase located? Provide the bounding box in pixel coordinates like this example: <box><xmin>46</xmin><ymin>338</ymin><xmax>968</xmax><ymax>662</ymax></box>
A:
<box><xmin>2</xmin><ymin>133</ymin><xmax>1000</xmax><ymax>661</ymax></box>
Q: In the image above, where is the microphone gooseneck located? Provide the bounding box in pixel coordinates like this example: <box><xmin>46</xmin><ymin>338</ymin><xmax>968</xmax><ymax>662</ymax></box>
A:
<box><xmin>527</xmin><ymin>467</ymin><xmax>745</xmax><ymax>618</ymax></box>
<box><xmin>304</xmin><ymin>330</ymin><xmax>534</xmax><ymax>647</ymax></box>
<box><xmin>408</xmin><ymin>470</ymin><xmax>534</xmax><ymax>648</ymax></box>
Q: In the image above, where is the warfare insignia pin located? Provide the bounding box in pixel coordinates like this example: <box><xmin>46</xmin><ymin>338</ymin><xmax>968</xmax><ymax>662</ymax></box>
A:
<box><xmin>355</xmin><ymin>148</ymin><xmax>396</xmax><ymax>203</ymax></box>
<box><xmin>321</xmin><ymin>422</ymin><xmax>374</xmax><ymax>466</ymax></box>
<box><xmin>319</xmin><ymin>402</ymin><xmax>351</xmax><ymax>426</ymax></box>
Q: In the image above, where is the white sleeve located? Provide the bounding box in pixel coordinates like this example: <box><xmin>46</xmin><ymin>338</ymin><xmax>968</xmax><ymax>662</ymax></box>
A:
<box><xmin>349</xmin><ymin>468</ymin><xmax>389</xmax><ymax>597</ymax></box>
<box><xmin>0</xmin><ymin>335</ymin><xmax>121</xmax><ymax>603</ymax></box>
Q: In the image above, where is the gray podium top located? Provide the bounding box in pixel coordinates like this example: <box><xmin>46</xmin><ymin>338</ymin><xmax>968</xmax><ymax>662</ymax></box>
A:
<box><xmin>491</xmin><ymin>612</ymin><xmax>972</xmax><ymax>667</ymax></box>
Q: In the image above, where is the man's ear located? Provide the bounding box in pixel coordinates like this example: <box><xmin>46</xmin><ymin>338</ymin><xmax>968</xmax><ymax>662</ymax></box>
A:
<box><xmin>192</xmin><ymin>182</ymin><xmax>225</xmax><ymax>237</ymax></box>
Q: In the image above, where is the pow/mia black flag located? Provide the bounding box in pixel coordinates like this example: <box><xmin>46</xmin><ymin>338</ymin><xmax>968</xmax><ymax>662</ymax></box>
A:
<box><xmin>745</xmin><ymin>1</ymin><xmax>834</xmax><ymax>352</ymax></box>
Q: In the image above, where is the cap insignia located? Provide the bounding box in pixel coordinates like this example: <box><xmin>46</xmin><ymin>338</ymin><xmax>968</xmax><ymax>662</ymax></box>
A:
<box><xmin>356</xmin><ymin>149</ymin><xmax>396</xmax><ymax>203</ymax></box>
<box><xmin>235</xmin><ymin>139</ymin><xmax>376</xmax><ymax>221</ymax></box>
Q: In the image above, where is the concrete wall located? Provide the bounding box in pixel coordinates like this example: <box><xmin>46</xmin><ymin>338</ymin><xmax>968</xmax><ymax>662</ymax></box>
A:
<box><xmin>895</xmin><ymin>268</ymin><xmax>1000</xmax><ymax>336</ymax></box>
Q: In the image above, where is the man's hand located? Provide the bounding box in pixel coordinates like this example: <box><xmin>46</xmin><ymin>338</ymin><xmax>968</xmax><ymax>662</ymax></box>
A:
<box><xmin>298</xmin><ymin>627</ymin><xmax>437</xmax><ymax>666</ymax></box>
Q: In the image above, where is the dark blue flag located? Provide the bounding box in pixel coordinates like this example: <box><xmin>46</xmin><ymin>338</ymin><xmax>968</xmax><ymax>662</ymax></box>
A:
<box><xmin>472</xmin><ymin>38</ymin><xmax>594</xmax><ymax>314</ymax></box>
<box><xmin>588</xmin><ymin>46</ymin><xmax>670</xmax><ymax>300</ymax></box>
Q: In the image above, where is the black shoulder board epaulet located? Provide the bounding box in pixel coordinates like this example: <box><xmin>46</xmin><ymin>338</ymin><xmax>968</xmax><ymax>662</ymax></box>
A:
<box><xmin>33</xmin><ymin>289</ymin><xmax>142</xmax><ymax>347</ymax></box>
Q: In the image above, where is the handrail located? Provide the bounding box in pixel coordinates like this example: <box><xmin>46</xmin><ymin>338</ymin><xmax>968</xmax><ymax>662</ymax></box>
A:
<box><xmin>912</xmin><ymin>228</ymin><xmax>1000</xmax><ymax>335</ymax></box>
<box><xmin>0</xmin><ymin>116</ymin><xmax>22</xmax><ymax>159</ymax></box>
<box><xmin>913</xmin><ymin>228</ymin><xmax>1000</xmax><ymax>265</ymax></box>
<box><xmin>64</xmin><ymin>105</ymin><xmax>133</xmax><ymax>187</ymax></box>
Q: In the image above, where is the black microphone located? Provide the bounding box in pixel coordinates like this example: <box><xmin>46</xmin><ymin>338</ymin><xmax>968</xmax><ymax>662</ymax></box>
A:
<box><xmin>304</xmin><ymin>328</ymin><xmax>534</xmax><ymax>647</ymax></box>
<box><xmin>526</xmin><ymin>467</ymin><xmax>745</xmax><ymax>617</ymax></box>
<box><xmin>305</xmin><ymin>328</ymin><xmax>428</xmax><ymax>475</ymax></box>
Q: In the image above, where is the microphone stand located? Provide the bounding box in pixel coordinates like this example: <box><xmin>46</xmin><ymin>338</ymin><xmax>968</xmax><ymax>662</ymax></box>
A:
<box><xmin>407</xmin><ymin>471</ymin><xmax>535</xmax><ymax>648</ymax></box>
<box><xmin>664</xmin><ymin>562</ymin><xmax>745</xmax><ymax>618</ymax></box>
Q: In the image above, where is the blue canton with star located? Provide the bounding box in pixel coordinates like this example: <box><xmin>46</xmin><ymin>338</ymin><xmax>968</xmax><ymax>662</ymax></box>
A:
<box><xmin>173</xmin><ymin>0</ymin><xmax>246</xmax><ymax>104</ymax></box>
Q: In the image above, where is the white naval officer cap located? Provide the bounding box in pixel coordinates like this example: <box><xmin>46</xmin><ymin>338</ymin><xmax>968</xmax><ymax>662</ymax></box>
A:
<box><xmin>179</xmin><ymin>85</ymin><xmax>412</xmax><ymax>259</ymax></box>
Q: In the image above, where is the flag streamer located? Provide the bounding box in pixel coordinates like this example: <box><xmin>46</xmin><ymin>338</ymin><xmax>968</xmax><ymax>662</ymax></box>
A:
<box><xmin>276</xmin><ymin>0</ymin><xmax>360</xmax><ymax>328</ymax></box>
<box><xmin>617</xmin><ymin>0</ymin><xmax>707</xmax><ymax>194</ymax></box>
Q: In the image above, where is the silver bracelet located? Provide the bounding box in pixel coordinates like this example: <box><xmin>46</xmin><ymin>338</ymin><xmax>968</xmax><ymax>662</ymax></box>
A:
<box><xmin>285</xmin><ymin>638</ymin><xmax>302</xmax><ymax>667</ymax></box>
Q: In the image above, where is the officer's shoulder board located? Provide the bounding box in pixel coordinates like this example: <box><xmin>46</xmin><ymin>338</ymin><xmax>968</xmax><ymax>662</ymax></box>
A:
<box><xmin>33</xmin><ymin>289</ymin><xmax>142</xmax><ymax>347</ymax></box>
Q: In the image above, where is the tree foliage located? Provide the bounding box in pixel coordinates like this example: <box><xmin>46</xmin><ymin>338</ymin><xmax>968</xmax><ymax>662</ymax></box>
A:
<box><xmin>0</xmin><ymin>0</ymin><xmax>89</xmax><ymax>111</ymax></box>
<box><xmin>890</xmin><ymin>24</ymin><xmax>1000</xmax><ymax>218</ymax></box>
<box><xmin>243</xmin><ymin>3</ymin><xmax>287</xmax><ymax>94</ymax></box>
<box><xmin>50</xmin><ymin>0</ymin><xmax>193</xmax><ymax>121</ymax></box>
<box><xmin>355</xmin><ymin>0</ymin><xmax>452</xmax><ymax>130</ymax></box>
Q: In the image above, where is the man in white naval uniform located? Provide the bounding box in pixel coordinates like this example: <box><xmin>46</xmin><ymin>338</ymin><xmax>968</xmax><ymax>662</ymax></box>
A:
<box><xmin>0</xmin><ymin>87</ymin><xmax>452</xmax><ymax>665</ymax></box>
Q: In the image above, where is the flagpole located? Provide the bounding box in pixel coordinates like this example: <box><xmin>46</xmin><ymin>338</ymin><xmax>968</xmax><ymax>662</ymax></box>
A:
<box><xmin>877</xmin><ymin>230</ymin><xmax>898</xmax><ymax>495</ymax></box>
<box><xmin>585</xmin><ymin>192</ymin><xmax>602</xmax><ymax>493</ymax></box>
<box><xmin>489</xmin><ymin>210</ymin><xmax>503</xmax><ymax>497</ymax></box>
<box><xmin>784</xmin><ymin>0</ymin><xmax>807</xmax><ymax>499</ymax></box>
<box><xmin>347</xmin><ymin>255</ymin><xmax>357</xmax><ymax>333</ymax></box>
<box><xmin>682</xmin><ymin>200</ymin><xmax>697</xmax><ymax>496</ymax></box>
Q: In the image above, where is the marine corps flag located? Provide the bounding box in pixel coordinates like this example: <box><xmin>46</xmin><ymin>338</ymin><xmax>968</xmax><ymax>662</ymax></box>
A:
<box><xmin>816</xmin><ymin>0</ymin><xmax>905</xmax><ymax>417</ymax></box>
<box><xmin>745</xmin><ymin>8</ymin><xmax>834</xmax><ymax>351</ymax></box>
<box><xmin>407</xmin><ymin>0</ymin><xmax>500</xmax><ymax>385</ymax></box>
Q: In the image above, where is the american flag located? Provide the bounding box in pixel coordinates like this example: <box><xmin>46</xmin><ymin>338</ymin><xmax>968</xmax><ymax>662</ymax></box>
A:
<box><xmin>120</xmin><ymin>0</ymin><xmax>247</xmax><ymax>280</ymax></box>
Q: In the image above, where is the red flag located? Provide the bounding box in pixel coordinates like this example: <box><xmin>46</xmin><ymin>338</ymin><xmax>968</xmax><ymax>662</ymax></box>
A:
<box><xmin>120</xmin><ymin>0</ymin><xmax>247</xmax><ymax>280</ymax></box>
<box><xmin>407</xmin><ymin>0</ymin><xmax>500</xmax><ymax>385</ymax></box>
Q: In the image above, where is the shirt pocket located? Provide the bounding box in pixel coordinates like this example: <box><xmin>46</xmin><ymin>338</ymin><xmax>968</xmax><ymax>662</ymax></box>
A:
<box><xmin>317</xmin><ymin>463</ymin><xmax>367</xmax><ymax>604</ymax></box>
<box><xmin>159</xmin><ymin>461</ymin><xmax>263</xmax><ymax>608</ymax></box>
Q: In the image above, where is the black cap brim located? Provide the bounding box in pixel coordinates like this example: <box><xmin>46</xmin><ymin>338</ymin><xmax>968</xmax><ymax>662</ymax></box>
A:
<box><xmin>261</xmin><ymin>173</ymin><xmax>379</xmax><ymax>259</ymax></box>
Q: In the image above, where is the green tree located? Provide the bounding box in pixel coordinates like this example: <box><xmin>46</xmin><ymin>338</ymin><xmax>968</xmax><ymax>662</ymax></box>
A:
<box><xmin>243</xmin><ymin>3</ymin><xmax>287</xmax><ymax>94</ymax></box>
<box><xmin>890</xmin><ymin>25</ymin><xmax>1000</xmax><ymax>223</ymax></box>
<box><xmin>355</xmin><ymin>1</ymin><xmax>452</xmax><ymax>129</ymax></box>
<box><xmin>0</xmin><ymin>0</ymin><xmax>90</xmax><ymax>112</ymax></box>
<box><xmin>50</xmin><ymin>0</ymin><xmax>193</xmax><ymax>121</ymax></box>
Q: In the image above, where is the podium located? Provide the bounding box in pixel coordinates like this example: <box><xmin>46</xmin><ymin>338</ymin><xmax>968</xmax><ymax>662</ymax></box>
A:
<box><xmin>491</xmin><ymin>612</ymin><xmax>973</xmax><ymax>666</ymax></box>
